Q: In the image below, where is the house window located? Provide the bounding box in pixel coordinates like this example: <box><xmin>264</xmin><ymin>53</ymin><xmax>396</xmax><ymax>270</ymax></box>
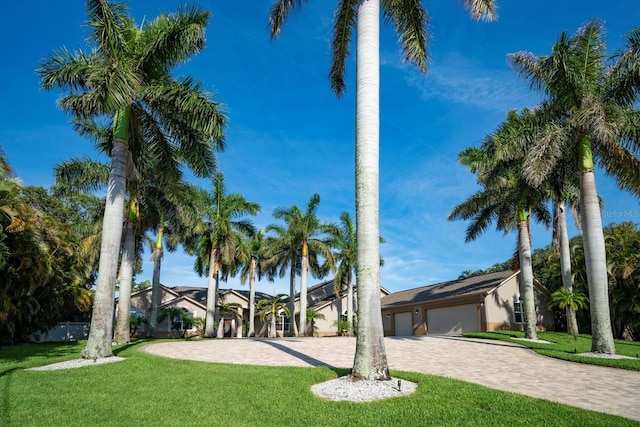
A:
<box><xmin>514</xmin><ymin>298</ymin><xmax>524</xmax><ymax>324</ymax></box>
<box><xmin>171</xmin><ymin>308</ymin><xmax>193</xmax><ymax>331</ymax></box>
<box><xmin>275</xmin><ymin>312</ymin><xmax>290</xmax><ymax>333</ymax></box>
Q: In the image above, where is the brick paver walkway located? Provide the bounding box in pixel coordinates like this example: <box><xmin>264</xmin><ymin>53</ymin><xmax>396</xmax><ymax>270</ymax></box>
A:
<box><xmin>141</xmin><ymin>336</ymin><xmax>640</xmax><ymax>422</ymax></box>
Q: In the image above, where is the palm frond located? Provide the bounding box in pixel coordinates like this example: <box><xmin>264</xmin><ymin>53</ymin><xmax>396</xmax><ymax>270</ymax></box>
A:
<box><xmin>268</xmin><ymin>0</ymin><xmax>308</xmax><ymax>40</ymax></box>
<box><xmin>382</xmin><ymin>0</ymin><xmax>430</xmax><ymax>73</ymax></box>
<box><xmin>329</xmin><ymin>0</ymin><xmax>357</xmax><ymax>96</ymax></box>
<box><xmin>463</xmin><ymin>0</ymin><xmax>498</xmax><ymax>22</ymax></box>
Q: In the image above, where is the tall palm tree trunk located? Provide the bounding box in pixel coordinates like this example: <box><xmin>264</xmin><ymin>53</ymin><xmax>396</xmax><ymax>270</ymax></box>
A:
<box><xmin>204</xmin><ymin>249</ymin><xmax>219</xmax><ymax>338</ymax></box>
<box><xmin>580</xmin><ymin>177</ymin><xmax>615</xmax><ymax>352</ymax></box>
<box><xmin>299</xmin><ymin>241</ymin><xmax>308</xmax><ymax>337</ymax></box>
<box><xmin>347</xmin><ymin>279</ymin><xmax>354</xmax><ymax>337</ymax></box>
<box><xmin>248</xmin><ymin>257</ymin><xmax>257</xmax><ymax>337</ymax></box>
<box><xmin>81</xmin><ymin>116</ymin><xmax>128</xmax><ymax>359</ymax></box>
<box><xmin>557</xmin><ymin>201</ymin><xmax>579</xmax><ymax>336</ymax></box>
<box><xmin>352</xmin><ymin>0</ymin><xmax>389</xmax><ymax>381</ymax></box>
<box><xmin>113</xmin><ymin>206</ymin><xmax>136</xmax><ymax>344</ymax></box>
<box><xmin>288</xmin><ymin>264</ymin><xmax>297</xmax><ymax>337</ymax></box>
<box><xmin>148</xmin><ymin>226</ymin><xmax>164</xmax><ymax>337</ymax></box>
<box><xmin>517</xmin><ymin>212</ymin><xmax>538</xmax><ymax>340</ymax></box>
<box><xmin>270</xmin><ymin>313</ymin><xmax>277</xmax><ymax>338</ymax></box>
<box><xmin>579</xmin><ymin>136</ymin><xmax>615</xmax><ymax>354</ymax></box>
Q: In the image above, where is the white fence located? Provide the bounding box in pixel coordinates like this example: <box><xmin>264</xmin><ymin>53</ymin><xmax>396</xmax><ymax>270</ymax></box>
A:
<box><xmin>31</xmin><ymin>322</ymin><xmax>90</xmax><ymax>342</ymax></box>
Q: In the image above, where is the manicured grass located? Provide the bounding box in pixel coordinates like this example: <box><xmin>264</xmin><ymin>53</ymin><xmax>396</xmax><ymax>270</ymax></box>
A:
<box><xmin>1</xmin><ymin>340</ymin><xmax>638</xmax><ymax>426</ymax></box>
<box><xmin>464</xmin><ymin>331</ymin><xmax>640</xmax><ymax>371</ymax></box>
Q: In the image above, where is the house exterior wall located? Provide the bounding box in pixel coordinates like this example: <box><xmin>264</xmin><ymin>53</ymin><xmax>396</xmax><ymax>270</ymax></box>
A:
<box><xmin>484</xmin><ymin>275</ymin><xmax>554</xmax><ymax>332</ymax></box>
<box><xmin>484</xmin><ymin>275</ymin><xmax>520</xmax><ymax>331</ymax></box>
<box><xmin>126</xmin><ymin>288</ymin><xmax>207</xmax><ymax>338</ymax></box>
<box><xmin>382</xmin><ymin>274</ymin><xmax>555</xmax><ymax>337</ymax></box>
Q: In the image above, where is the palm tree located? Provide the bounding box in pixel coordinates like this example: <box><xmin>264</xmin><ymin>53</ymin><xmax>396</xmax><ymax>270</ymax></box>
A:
<box><xmin>145</xmin><ymin>182</ymin><xmax>202</xmax><ymax>338</ymax></box>
<box><xmin>548</xmin><ymin>287</ymin><xmax>589</xmax><ymax>340</ymax></box>
<box><xmin>263</xmin><ymin>220</ymin><xmax>300</xmax><ymax>337</ymax></box>
<box><xmin>490</xmin><ymin>106</ymin><xmax>584</xmax><ymax>337</ymax></box>
<box><xmin>237</xmin><ymin>230</ymin><xmax>266</xmax><ymax>337</ymax></box>
<box><xmin>305</xmin><ymin>307</ymin><xmax>326</xmax><ymax>337</ymax></box>
<box><xmin>328</xmin><ymin>211</ymin><xmax>357</xmax><ymax>336</ymax></box>
<box><xmin>216</xmin><ymin>300</ymin><xmax>244</xmax><ymax>339</ymax></box>
<box><xmin>256</xmin><ymin>294</ymin><xmax>289</xmax><ymax>338</ymax></box>
<box><xmin>267</xmin><ymin>194</ymin><xmax>334</xmax><ymax>337</ymax></box>
<box><xmin>185</xmin><ymin>173</ymin><xmax>259</xmax><ymax>338</ymax></box>
<box><xmin>450</xmin><ymin>112</ymin><xmax>553</xmax><ymax>339</ymax></box>
<box><xmin>38</xmin><ymin>0</ymin><xmax>226</xmax><ymax>359</ymax></box>
<box><xmin>507</xmin><ymin>21</ymin><xmax>640</xmax><ymax>353</ymax></box>
<box><xmin>269</xmin><ymin>0</ymin><xmax>496</xmax><ymax>380</ymax></box>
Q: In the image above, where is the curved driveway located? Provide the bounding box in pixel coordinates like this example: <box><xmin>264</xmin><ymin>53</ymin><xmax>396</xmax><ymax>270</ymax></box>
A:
<box><xmin>141</xmin><ymin>336</ymin><xmax>640</xmax><ymax>422</ymax></box>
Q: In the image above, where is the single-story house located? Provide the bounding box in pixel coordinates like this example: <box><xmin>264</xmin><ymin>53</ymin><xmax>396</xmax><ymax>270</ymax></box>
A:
<box><xmin>270</xmin><ymin>280</ymin><xmax>390</xmax><ymax>337</ymax></box>
<box><xmin>381</xmin><ymin>270</ymin><xmax>554</xmax><ymax>336</ymax></box>
<box><xmin>123</xmin><ymin>285</ymin><xmax>272</xmax><ymax>338</ymax></box>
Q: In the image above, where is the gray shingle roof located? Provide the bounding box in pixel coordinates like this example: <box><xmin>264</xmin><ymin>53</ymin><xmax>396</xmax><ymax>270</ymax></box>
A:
<box><xmin>170</xmin><ymin>286</ymin><xmax>273</xmax><ymax>305</ymax></box>
<box><xmin>381</xmin><ymin>270</ymin><xmax>516</xmax><ymax>309</ymax></box>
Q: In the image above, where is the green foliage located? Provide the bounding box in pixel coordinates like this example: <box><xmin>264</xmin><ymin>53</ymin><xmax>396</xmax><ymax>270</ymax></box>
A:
<box><xmin>0</xmin><ymin>340</ymin><xmax>635</xmax><ymax>426</ymax></box>
<box><xmin>0</xmin><ymin>154</ymin><xmax>96</xmax><ymax>344</ymax></box>
<box><xmin>548</xmin><ymin>288</ymin><xmax>589</xmax><ymax>312</ymax></box>
<box><xmin>333</xmin><ymin>319</ymin><xmax>353</xmax><ymax>336</ymax></box>
<box><xmin>458</xmin><ymin>260</ymin><xmax>514</xmax><ymax>279</ymax></box>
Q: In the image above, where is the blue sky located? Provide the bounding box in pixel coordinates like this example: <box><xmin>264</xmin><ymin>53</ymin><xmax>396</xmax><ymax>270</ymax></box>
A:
<box><xmin>1</xmin><ymin>1</ymin><xmax>639</xmax><ymax>295</ymax></box>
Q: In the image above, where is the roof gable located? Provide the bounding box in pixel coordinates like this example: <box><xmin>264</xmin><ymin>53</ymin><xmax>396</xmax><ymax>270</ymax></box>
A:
<box><xmin>381</xmin><ymin>270</ymin><xmax>517</xmax><ymax>308</ymax></box>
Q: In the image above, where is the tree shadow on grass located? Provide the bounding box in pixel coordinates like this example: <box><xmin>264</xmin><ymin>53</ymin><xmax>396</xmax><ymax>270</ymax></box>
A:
<box><xmin>0</xmin><ymin>341</ymin><xmax>83</xmax><ymax>366</ymax></box>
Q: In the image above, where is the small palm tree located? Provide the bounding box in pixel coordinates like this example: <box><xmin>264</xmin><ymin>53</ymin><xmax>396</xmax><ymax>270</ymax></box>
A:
<box><xmin>305</xmin><ymin>308</ymin><xmax>326</xmax><ymax>337</ymax></box>
<box><xmin>256</xmin><ymin>294</ymin><xmax>290</xmax><ymax>338</ymax></box>
<box><xmin>216</xmin><ymin>300</ymin><xmax>244</xmax><ymax>339</ymax></box>
<box><xmin>548</xmin><ymin>288</ymin><xmax>589</xmax><ymax>340</ymax></box>
<box><xmin>158</xmin><ymin>306</ymin><xmax>192</xmax><ymax>338</ymax></box>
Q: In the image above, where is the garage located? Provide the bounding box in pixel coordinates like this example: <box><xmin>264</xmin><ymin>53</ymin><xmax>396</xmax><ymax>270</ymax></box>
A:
<box><xmin>427</xmin><ymin>304</ymin><xmax>478</xmax><ymax>335</ymax></box>
<box><xmin>394</xmin><ymin>312</ymin><xmax>413</xmax><ymax>336</ymax></box>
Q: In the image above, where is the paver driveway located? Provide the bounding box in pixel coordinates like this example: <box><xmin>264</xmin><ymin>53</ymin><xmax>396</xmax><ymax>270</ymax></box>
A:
<box><xmin>141</xmin><ymin>336</ymin><xmax>640</xmax><ymax>422</ymax></box>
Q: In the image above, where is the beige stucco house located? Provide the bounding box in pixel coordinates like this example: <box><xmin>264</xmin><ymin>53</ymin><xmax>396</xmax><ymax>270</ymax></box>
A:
<box><xmin>381</xmin><ymin>270</ymin><xmax>554</xmax><ymax>336</ymax></box>
<box><xmin>257</xmin><ymin>279</ymin><xmax>390</xmax><ymax>337</ymax></box>
<box><xmin>123</xmin><ymin>285</ymin><xmax>272</xmax><ymax>338</ymax></box>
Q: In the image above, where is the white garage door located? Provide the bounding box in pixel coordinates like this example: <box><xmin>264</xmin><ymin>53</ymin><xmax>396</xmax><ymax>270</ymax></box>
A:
<box><xmin>427</xmin><ymin>304</ymin><xmax>477</xmax><ymax>335</ymax></box>
<box><xmin>394</xmin><ymin>312</ymin><xmax>413</xmax><ymax>336</ymax></box>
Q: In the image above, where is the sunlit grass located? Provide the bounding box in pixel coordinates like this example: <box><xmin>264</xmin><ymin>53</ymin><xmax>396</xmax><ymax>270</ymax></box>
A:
<box><xmin>464</xmin><ymin>331</ymin><xmax>640</xmax><ymax>370</ymax></box>
<box><xmin>1</xmin><ymin>339</ymin><xmax>637</xmax><ymax>426</ymax></box>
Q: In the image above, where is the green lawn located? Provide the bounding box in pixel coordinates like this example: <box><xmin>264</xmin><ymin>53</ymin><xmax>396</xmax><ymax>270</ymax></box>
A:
<box><xmin>464</xmin><ymin>331</ymin><xmax>640</xmax><ymax>371</ymax></box>
<box><xmin>1</xmin><ymin>340</ymin><xmax>638</xmax><ymax>426</ymax></box>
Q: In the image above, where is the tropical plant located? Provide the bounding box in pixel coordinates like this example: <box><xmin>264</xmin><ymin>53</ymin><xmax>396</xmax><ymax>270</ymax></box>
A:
<box><xmin>326</xmin><ymin>211</ymin><xmax>385</xmax><ymax>337</ymax></box>
<box><xmin>265</xmin><ymin>194</ymin><xmax>334</xmax><ymax>337</ymax></box>
<box><xmin>158</xmin><ymin>306</ymin><xmax>193</xmax><ymax>338</ymax></box>
<box><xmin>305</xmin><ymin>307</ymin><xmax>326</xmax><ymax>337</ymax></box>
<box><xmin>256</xmin><ymin>294</ymin><xmax>290</xmax><ymax>338</ymax></box>
<box><xmin>603</xmin><ymin>222</ymin><xmax>640</xmax><ymax>340</ymax></box>
<box><xmin>0</xmin><ymin>159</ymin><xmax>95</xmax><ymax>344</ymax></box>
<box><xmin>450</xmin><ymin>111</ymin><xmax>553</xmax><ymax>340</ymax></box>
<box><xmin>236</xmin><ymin>229</ymin><xmax>266</xmax><ymax>337</ymax></box>
<box><xmin>548</xmin><ymin>287</ymin><xmax>589</xmax><ymax>340</ymax></box>
<box><xmin>269</xmin><ymin>0</ymin><xmax>497</xmax><ymax>380</ymax></box>
<box><xmin>333</xmin><ymin>319</ymin><xmax>353</xmax><ymax>337</ymax></box>
<box><xmin>185</xmin><ymin>173</ymin><xmax>259</xmax><ymax>338</ymax></box>
<box><xmin>38</xmin><ymin>0</ymin><xmax>226</xmax><ymax>359</ymax></box>
<box><xmin>506</xmin><ymin>20</ymin><xmax>640</xmax><ymax>353</ymax></box>
<box><xmin>327</xmin><ymin>211</ymin><xmax>357</xmax><ymax>336</ymax></box>
<box><xmin>216</xmin><ymin>300</ymin><xmax>244</xmax><ymax>339</ymax></box>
